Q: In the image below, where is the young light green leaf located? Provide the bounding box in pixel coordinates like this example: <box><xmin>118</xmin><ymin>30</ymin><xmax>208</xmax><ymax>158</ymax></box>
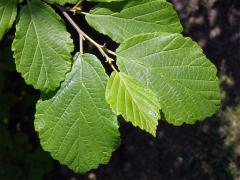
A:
<box><xmin>12</xmin><ymin>0</ymin><xmax>73</xmax><ymax>92</ymax></box>
<box><xmin>35</xmin><ymin>54</ymin><xmax>120</xmax><ymax>173</ymax></box>
<box><xmin>86</xmin><ymin>0</ymin><xmax>183</xmax><ymax>43</ymax></box>
<box><xmin>106</xmin><ymin>72</ymin><xmax>161</xmax><ymax>136</ymax></box>
<box><xmin>117</xmin><ymin>33</ymin><xmax>221</xmax><ymax>125</ymax></box>
<box><xmin>0</xmin><ymin>0</ymin><xmax>17</xmax><ymax>40</ymax></box>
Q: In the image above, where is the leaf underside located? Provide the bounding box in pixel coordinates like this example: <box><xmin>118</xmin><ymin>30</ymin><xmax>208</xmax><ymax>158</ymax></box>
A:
<box><xmin>12</xmin><ymin>0</ymin><xmax>73</xmax><ymax>92</ymax></box>
<box><xmin>106</xmin><ymin>72</ymin><xmax>161</xmax><ymax>136</ymax></box>
<box><xmin>117</xmin><ymin>33</ymin><xmax>221</xmax><ymax>125</ymax></box>
<box><xmin>86</xmin><ymin>0</ymin><xmax>183</xmax><ymax>43</ymax></box>
<box><xmin>0</xmin><ymin>0</ymin><xmax>17</xmax><ymax>40</ymax></box>
<box><xmin>35</xmin><ymin>54</ymin><xmax>120</xmax><ymax>173</ymax></box>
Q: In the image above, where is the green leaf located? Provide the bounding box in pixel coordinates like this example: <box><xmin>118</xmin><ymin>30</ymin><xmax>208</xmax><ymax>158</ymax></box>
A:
<box><xmin>12</xmin><ymin>0</ymin><xmax>73</xmax><ymax>92</ymax></box>
<box><xmin>44</xmin><ymin>0</ymin><xmax>124</xmax><ymax>5</ymax></box>
<box><xmin>35</xmin><ymin>53</ymin><xmax>120</xmax><ymax>173</ymax></box>
<box><xmin>0</xmin><ymin>0</ymin><xmax>17</xmax><ymax>40</ymax></box>
<box><xmin>43</xmin><ymin>0</ymin><xmax>81</xmax><ymax>5</ymax></box>
<box><xmin>86</xmin><ymin>0</ymin><xmax>183</xmax><ymax>43</ymax></box>
<box><xmin>117</xmin><ymin>33</ymin><xmax>220</xmax><ymax>125</ymax></box>
<box><xmin>106</xmin><ymin>72</ymin><xmax>160</xmax><ymax>136</ymax></box>
<box><xmin>87</xmin><ymin>0</ymin><xmax>126</xmax><ymax>2</ymax></box>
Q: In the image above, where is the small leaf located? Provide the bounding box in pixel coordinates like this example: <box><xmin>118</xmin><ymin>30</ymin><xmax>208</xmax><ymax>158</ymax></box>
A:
<box><xmin>12</xmin><ymin>0</ymin><xmax>73</xmax><ymax>92</ymax></box>
<box><xmin>117</xmin><ymin>33</ymin><xmax>221</xmax><ymax>125</ymax></box>
<box><xmin>0</xmin><ymin>0</ymin><xmax>17</xmax><ymax>40</ymax></box>
<box><xmin>86</xmin><ymin>0</ymin><xmax>183</xmax><ymax>43</ymax></box>
<box><xmin>106</xmin><ymin>72</ymin><xmax>161</xmax><ymax>136</ymax></box>
<box><xmin>35</xmin><ymin>54</ymin><xmax>120</xmax><ymax>173</ymax></box>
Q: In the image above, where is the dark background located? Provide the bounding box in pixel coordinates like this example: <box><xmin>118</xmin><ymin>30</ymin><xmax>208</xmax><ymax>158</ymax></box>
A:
<box><xmin>0</xmin><ymin>0</ymin><xmax>240</xmax><ymax>179</ymax></box>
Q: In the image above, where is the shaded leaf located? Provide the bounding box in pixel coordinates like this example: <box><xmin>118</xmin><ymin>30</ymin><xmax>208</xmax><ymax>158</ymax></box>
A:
<box><xmin>0</xmin><ymin>0</ymin><xmax>17</xmax><ymax>40</ymax></box>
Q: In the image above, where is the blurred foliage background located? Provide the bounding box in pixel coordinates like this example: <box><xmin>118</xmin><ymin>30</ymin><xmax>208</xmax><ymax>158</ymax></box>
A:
<box><xmin>0</xmin><ymin>0</ymin><xmax>240</xmax><ymax>179</ymax></box>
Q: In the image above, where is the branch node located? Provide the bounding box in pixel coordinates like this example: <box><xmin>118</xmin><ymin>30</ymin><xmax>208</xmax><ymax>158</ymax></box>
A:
<box><xmin>57</xmin><ymin>6</ymin><xmax>118</xmax><ymax>71</ymax></box>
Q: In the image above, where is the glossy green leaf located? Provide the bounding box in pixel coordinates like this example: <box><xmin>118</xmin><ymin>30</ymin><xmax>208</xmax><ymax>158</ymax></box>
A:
<box><xmin>0</xmin><ymin>0</ymin><xmax>17</xmax><ymax>40</ymax></box>
<box><xmin>117</xmin><ymin>33</ymin><xmax>220</xmax><ymax>125</ymax></box>
<box><xmin>86</xmin><ymin>0</ymin><xmax>183</xmax><ymax>43</ymax></box>
<box><xmin>12</xmin><ymin>0</ymin><xmax>73</xmax><ymax>92</ymax></box>
<box><xmin>106</xmin><ymin>72</ymin><xmax>161</xmax><ymax>136</ymax></box>
<box><xmin>35</xmin><ymin>53</ymin><xmax>120</xmax><ymax>173</ymax></box>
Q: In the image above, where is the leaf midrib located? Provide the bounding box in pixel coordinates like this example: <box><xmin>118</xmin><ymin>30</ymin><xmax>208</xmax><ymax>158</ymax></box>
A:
<box><xmin>90</xmin><ymin>13</ymin><xmax>179</xmax><ymax>28</ymax></box>
<box><xmin>117</xmin><ymin>74</ymin><xmax>159</xmax><ymax>123</ymax></box>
